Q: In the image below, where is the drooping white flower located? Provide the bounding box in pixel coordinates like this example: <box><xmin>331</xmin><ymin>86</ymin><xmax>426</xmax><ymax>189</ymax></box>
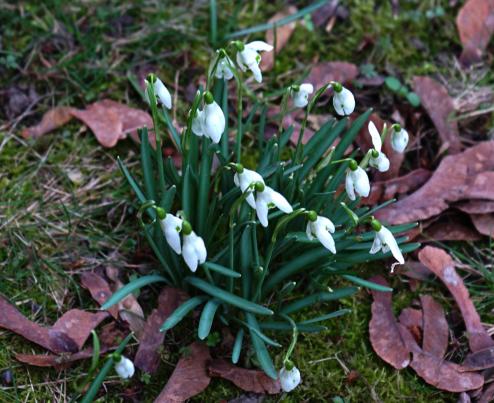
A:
<box><xmin>306</xmin><ymin>213</ymin><xmax>336</xmax><ymax>254</ymax></box>
<box><xmin>182</xmin><ymin>230</ymin><xmax>207</xmax><ymax>272</ymax></box>
<box><xmin>145</xmin><ymin>77</ymin><xmax>172</xmax><ymax>109</ymax></box>
<box><xmin>391</xmin><ymin>124</ymin><xmax>409</xmax><ymax>153</ymax></box>
<box><xmin>255</xmin><ymin>185</ymin><xmax>293</xmax><ymax>227</ymax></box>
<box><xmin>114</xmin><ymin>356</ymin><xmax>135</xmax><ymax>379</ymax></box>
<box><xmin>279</xmin><ymin>365</ymin><xmax>301</xmax><ymax>392</ymax></box>
<box><xmin>233</xmin><ymin>167</ymin><xmax>265</xmax><ymax>209</ymax></box>
<box><xmin>332</xmin><ymin>85</ymin><xmax>355</xmax><ymax>116</ymax></box>
<box><xmin>236</xmin><ymin>41</ymin><xmax>273</xmax><ymax>83</ymax></box>
<box><xmin>368</xmin><ymin>121</ymin><xmax>390</xmax><ymax>172</ymax></box>
<box><xmin>291</xmin><ymin>83</ymin><xmax>314</xmax><ymax>108</ymax></box>
<box><xmin>160</xmin><ymin>213</ymin><xmax>183</xmax><ymax>255</ymax></box>
<box><xmin>215</xmin><ymin>56</ymin><xmax>234</xmax><ymax>80</ymax></box>
<box><xmin>345</xmin><ymin>163</ymin><xmax>370</xmax><ymax>201</ymax></box>
<box><xmin>369</xmin><ymin>221</ymin><xmax>404</xmax><ymax>272</ymax></box>
<box><xmin>191</xmin><ymin>92</ymin><xmax>225</xmax><ymax>144</ymax></box>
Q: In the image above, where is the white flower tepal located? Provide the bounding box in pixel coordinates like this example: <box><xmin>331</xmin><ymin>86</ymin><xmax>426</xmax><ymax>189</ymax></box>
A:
<box><xmin>233</xmin><ymin>167</ymin><xmax>265</xmax><ymax>209</ymax></box>
<box><xmin>182</xmin><ymin>230</ymin><xmax>207</xmax><ymax>272</ymax></box>
<box><xmin>345</xmin><ymin>162</ymin><xmax>370</xmax><ymax>201</ymax></box>
<box><xmin>391</xmin><ymin>124</ymin><xmax>409</xmax><ymax>153</ymax></box>
<box><xmin>114</xmin><ymin>356</ymin><xmax>135</xmax><ymax>379</ymax></box>
<box><xmin>332</xmin><ymin>85</ymin><xmax>355</xmax><ymax>116</ymax></box>
<box><xmin>306</xmin><ymin>213</ymin><xmax>336</xmax><ymax>254</ymax></box>
<box><xmin>160</xmin><ymin>213</ymin><xmax>183</xmax><ymax>255</ymax></box>
<box><xmin>215</xmin><ymin>55</ymin><xmax>234</xmax><ymax>80</ymax></box>
<box><xmin>236</xmin><ymin>41</ymin><xmax>273</xmax><ymax>83</ymax></box>
<box><xmin>291</xmin><ymin>83</ymin><xmax>314</xmax><ymax>108</ymax></box>
<box><xmin>368</xmin><ymin>121</ymin><xmax>390</xmax><ymax>173</ymax></box>
<box><xmin>369</xmin><ymin>220</ymin><xmax>405</xmax><ymax>272</ymax></box>
<box><xmin>279</xmin><ymin>365</ymin><xmax>301</xmax><ymax>392</ymax></box>
<box><xmin>255</xmin><ymin>185</ymin><xmax>293</xmax><ymax>227</ymax></box>
<box><xmin>145</xmin><ymin>76</ymin><xmax>172</xmax><ymax>109</ymax></box>
<box><xmin>191</xmin><ymin>92</ymin><xmax>225</xmax><ymax>144</ymax></box>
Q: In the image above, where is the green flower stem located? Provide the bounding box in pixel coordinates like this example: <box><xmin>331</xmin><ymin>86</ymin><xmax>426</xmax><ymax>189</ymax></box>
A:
<box><xmin>280</xmin><ymin>313</ymin><xmax>298</xmax><ymax>365</ymax></box>
<box><xmin>359</xmin><ymin>150</ymin><xmax>373</xmax><ymax>169</ymax></box>
<box><xmin>235</xmin><ymin>71</ymin><xmax>244</xmax><ymax>161</ymax></box>
<box><xmin>228</xmin><ymin>224</ymin><xmax>235</xmax><ymax>292</ymax></box>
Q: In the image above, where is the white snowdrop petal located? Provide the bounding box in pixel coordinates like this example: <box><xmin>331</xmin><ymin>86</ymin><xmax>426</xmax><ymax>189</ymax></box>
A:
<box><xmin>333</xmin><ymin>87</ymin><xmax>355</xmax><ymax>116</ymax></box>
<box><xmin>250</xmin><ymin>62</ymin><xmax>263</xmax><ymax>83</ymax></box>
<box><xmin>315</xmin><ymin>228</ymin><xmax>336</xmax><ymax>254</ymax></box>
<box><xmin>204</xmin><ymin>101</ymin><xmax>225</xmax><ymax>143</ymax></box>
<box><xmin>154</xmin><ymin>78</ymin><xmax>172</xmax><ymax>109</ymax></box>
<box><xmin>183</xmin><ymin>239</ymin><xmax>198</xmax><ymax>272</ymax></box>
<box><xmin>380</xmin><ymin>227</ymin><xmax>405</xmax><ymax>264</ymax></box>
<box><xmin>115</xmin><ymin>357</ymin><xmax>135</xmax><ymax>379</ymax></box>
<box><xmin>266</xmin><ymin>187</ymin><xmax>293</xmax><ymax>214</ymax></box>
<box><xmin>300</xmin><ymin>83</ymin><xmax>314</xmax><ymax>94</ymax></box>
<box><xmin>368</xmin><ymin>121</ymin><xmax>382</xmax><ymax>152</ymax></box>
<box><xmin>306</xmin><ymin>222</ymin><xmax>314</xmax><ymax>240</ymax></box>
<box><xmin>255</xmin><ymin>199</ymin><xmax>269</xmax><ymax>227</ymax></box>
<box><xmin>246</xmin><ymin>41</ymin><xmax>274</xmax><ymax>52</ymax></box>
<box><xmin>192</xmin><ymin>109</ymin><xmax>204</xmax><ymax>136</ymax></box>
<box><xmin>353</xmin><ymin>167</ymin><xmax>370</xmax><ymax>198</ymax></box>
<box><xmin>392</xmin><ymin>128</ymin><xmax>409</xmax><ymax>153</ymax></box>
<box><xmin>345</xmin><ymin>171</ymin><xmax>356</xmax><ymax>201</ymax></box>
<box><xmin>369</xmin><ymin>233</ymin><xmax>382</xmax><ymax>255</ymax></box>
<box><xmin>279</xmin><ymin>367</ymin><xmax>301</xmax><ymax>393</ymax></box>
<box><xmin>236</xmin><ymin>52</ymin><xmax>247</xmax><ymax>71</ymax></box>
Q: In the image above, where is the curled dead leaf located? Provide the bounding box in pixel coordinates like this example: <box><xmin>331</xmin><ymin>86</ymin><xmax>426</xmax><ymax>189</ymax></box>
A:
<box><xmin>420</xmin><ymin>295</ymin><xmax>449</xmax><ymax>358</ymax></box>
<box><xmin>135</xmin><ymin>287</ymin><xmax>187</xmax><ymax>374</ymax></box>
<box><xmin>368</xmin><ymin>276</ymin><xmax>410</xmax><ymax>370</ymax></box>
<box><xmin>80</xmin><ymin>271</ymin><xmax>119</xmax><ymax>319</ymax></box>
<box><xmin>418</xmin><ymin>246</ymin><xmax>494</xmax><ymax>352</ymax></box>
<box><xmin>307</xmin><ymin>62</ymin><xmax>358</xmax><ymax>90</ymax></box>
<box><xmin>471</xmin><ymin>214</ymin><xmax>494</xmax><ymax>236</ymax></box>
<box><xmin>154</xmin><ymin>342</ymin><xmax>211</xmax><ymax>403</ymax></box>
<box><xmin>208</xmin><ymin>359</ymin><xmax>281</xmax><ymax>394</ymax></box>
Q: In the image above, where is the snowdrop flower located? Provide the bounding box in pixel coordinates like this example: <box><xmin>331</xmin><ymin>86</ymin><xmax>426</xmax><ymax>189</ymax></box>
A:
<box><xmin>233</xmin><ymin>165</ymin><xmax>265</xmax><ymax>209</ymax></box>
<box><xmin>306</xmin><ymin>211</ymin><xmax>336</xmax><ymax>254</ymax></box>
<box><xmin>215</xmin><ymin>54</ymin><xmax>234</xmax><ymax>80</ymax></box>
<box><xmin>235</xmin><ymin>41</ymin><xmax>273</xmax><ymax>83</ymax></box>
<box><xmin>345</xmin><ymin>160</ymin><xmax>370</xmax><ymax>201</ymax></box>
<box><xmin>368</xmin><ymin>121</ymin><xmax>390</xmax><ymax>172</ymax></box>
<box><xmin>332</xmin><ymin>82</ymin><xmax>355</xmax><ymax>116</ymax></box>
<box><xmin>391</xmin><ymin>123</ymin><xmax>409</xmax><ymax>153</ymax></box>
<box><xmin>369</xmin><ymin>219</ymin><xmax>404</xmax><ymax>272</ymax></box>
<box><xmin>255</xmin><ymin>183</ymin><xmax>293</xmax><ymax>227</ymax></box>
<box><xmin>181</xmin><ymin>221</ymin><xmax>207</xmax><ymax>272</ymax></box>
<box><xmin>145</xmin><ymin>76</ymin><xmax>172</xmax><ymax>109</ymax></box>
<box><xmin>291</xmin><ymin>83</ymin><xmax>314</xmax><ymax>108</ymax></box>
<box><xmin>279</xmin><ymin>363</ymin><xmax>301</xmax><ymax>392</ymax></box>
<box><xmin>191</xmin><ymin>92</ymin><xmax>225</xmax><ymax>143</ymax></box>
<box><xmin>159</xmin><ymin>213</ymin><xmax>183</xmax><ymax>255</ymax></box>
<box><xmin>114</xmin><ymin>355</ymin><xmax>135</xmax><ymax>379</ymax></box>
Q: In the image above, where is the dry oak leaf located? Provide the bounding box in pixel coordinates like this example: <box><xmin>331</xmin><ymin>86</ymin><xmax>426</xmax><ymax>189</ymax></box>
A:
<box><xmin>455</xmin><ymin>200</ymin><xmax>494</xmax><ymax>214</ymax></box>
<box><xmin>80</xmin><ymin>271</ymin><xmax>119</xmax><ymax>319</ymax></box>
<box><xmin>306</xmin><ymin>61</ymin><xmax>358</xmax><ymax>89</ymax></box>
<box><xmin>420</xmin><ymin>295</ymin><xmax>449</xmax><ymax>358</ymax></box>
<box><xmin>398</xmin><ymin>307</ymin><xmax>423</xmax><ymax>344</ymax></box>
<box><xmin>134</xmin><ymin>287</ymin><xmax>188</xmax><ymax>374</ymax></box>
<box><xmin>418</xmin><ymin>246</ymin><xmax>494</xmax><ymax>353</ymax></box>
<box><xmin>208</xmin><ymin>359</ymin><xmax>281</xmax><ymax>395</ymax></box>
<box><xmin>462</xmin><ymin>346</ymin><xmax>494</xmax><ymax>371</ymax></box>
<box><xmin>418</xmin><ymin>217</ymin><xmax>482</xmax><ymax>243</ymax></box>
<box><xmin>260</xmin><ymin>6</ymin><xmax>298</xmax><ymax>71</ymax></box>
<box><xmin>412</xmin><ymin>76</ymin><xmax>462</xmax><ymax>154</ymax></box>
<box><xmin>398</xmin><ymin>323</ymin><xmax>484</xmax><ymax>393</ymax></box>
<box><xmin>22</xmin><ymin>99</ymin><xmax>153</xmax><ymax>148</ymax></box>
<box><xmin>456</xmin><ymin>0</ymin><xmax>494</xmax><ymax>65</ymax></box>
<box><xmin>0</xmin><ymin>295</ymin><xmax>108</xmax><ymax>354</ymax></box>
<box><xmin>368</xmin><ymin>275</ymin><xmax>411</xmax><ymax>370</ymax></box>
<box><xmin>471</xmin><ymin>213</ymin><xmax>494</xmax><ymax>236</ymax></box>
<box><xmin>376</xmin><ymin>141</ymin><xmax>494</xmax><ymax>225</ymax></box>
<box><xmin>16</xmin><ymin>348</ymin><xmax>107</xmax><ymax>369</ymax></box>
<box><xmin>154</xmin><ymin>342</ymin><xmax>211</xmax><ymax>403</ymax></box>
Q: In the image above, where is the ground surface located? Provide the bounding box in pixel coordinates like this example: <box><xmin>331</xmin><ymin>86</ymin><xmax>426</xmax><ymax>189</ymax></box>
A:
<box><xmin>0</xmin><ymin>1</ymin><xmax>492</xmax><ymax>402</ymax></box>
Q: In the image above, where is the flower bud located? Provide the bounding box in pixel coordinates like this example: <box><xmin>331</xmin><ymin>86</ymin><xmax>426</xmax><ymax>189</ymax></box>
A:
<box><xmin>332</xmin><ymin>82</ymin><xmax>343</xmax><ymax>93</ymax></box>
<box><xmin>307</xmin><ymin>210</ymin><xmax>318</xmax><ymax>222</ymax></box>
<box><xmin>155</xmin><ymin>207</ymin><xmax>166</xmax><ymax>220</ymax></box>
<box><xmin>371</xmin><ymin>218</ymin><xmax>382</xmax><ymax>232</ymax></box>
<box><xmin>349</xmin><ymin>160</ymin><xmax>358</xmax><ymax>171</ymax></box>
<box><xmin>181</xmin><ymin>220</ymin><xmax>192</xmax><ymax>235</ymax></box>
<box><xmin>254</xmin><ymin>181</ymin><xmax>265</xmax><ymax>192</ymax></box>
<box><xmin>204</xmin><ymin>91</ymin><xmax>214</xmax><ymax>105</ymax></box>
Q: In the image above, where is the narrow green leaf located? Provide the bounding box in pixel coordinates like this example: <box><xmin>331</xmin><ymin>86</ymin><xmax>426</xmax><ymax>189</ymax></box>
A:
<box><xmin>185</xmin><ymin>277</ymin><xmax>273</xmax><ymax>316</ymax></box>
<box><xmin>101</xmin><ymin>275</ymin><xmax>167</xmax><ymax>310</ymax></box>
<box><xmin>342</xmin><ymin>274</ymin><xmax>393</xmax><ymax>291</ymax></box>
<box><xmin>198</xmin><ymin>299</ymin><xmax>221</xmax><ymax>340</ymax></box>
<box><xmin>240</xmin><ymin>226</ymin><xmax>253</xmax><ymax>298</ymax></box>
<box><xmin>182</xmin><ymin>165</ymin><xmax>193</xmax><ymax>221</ymax></box>
<box><xmin>197</xmin><ymin>137</ymin><xmax>212</xmax><ymax>234</ymax></box>
<box><xmin>140</xmin><ymin>128</ymin><xmax>157</xmax><ymax>201</ymax></box>
<box><xmin>209</xmin><ymin>0</ymin><xmax>217</xmax><ymax>45</ymax></box>
<box><xmin>279</xmin><ymin>125</ymin><xmax>294</xmax><ymax>149</ymax></box>
<box><xmin>246</xmin><ymin>313</ymin><xmax>277</xmax><ymax>379</ymax></box>
<box><xmin>161</xmin><ymin>185</ymin><xmax>176</xmax><ymax>212</ymax></box>
<box><xmin>259</xmin><ymin>321</ymin><xmax>326</xmax><ymax>333</ymax></box>
<box><xmin>117</xmin><ymin>157</ymin><xmax>146</xmax><ymax>203</ymax></box>
<box><xmin>280</xmin><ymin>287</ymin><xmax>358</xmax><ymax>314</ymax></box>
<box><xmin>299</xmin><ymin>309</ymin><xmax>351</xmax><ymax>325</ymax></box>
<box><xmin>302</xmin><ymin>118</ymin><xmax>336</xmax><ymax>157</ymax></box>
<box><xmin>162</xmin><ymin>108</ymin><xmax>181</xmax><ymax>152</ymax></box>
<box><xmin>333</xmin><ymin>109</ymin><xmax>373</xmax><ymax>161</ymax></box>
<box><xmin>160</xmin><ymin>296</ymin><xmax>208</xmax><ymax>331</ymax></box>
<box><xmin>202</xmin><ymin>262</ymin><xmax>241</xmax><ymax>278</ymax></box>
<box><xmin>232</xmin><ymin>329</ymin><xmax>244</xmax><ymax>364</ymax></box>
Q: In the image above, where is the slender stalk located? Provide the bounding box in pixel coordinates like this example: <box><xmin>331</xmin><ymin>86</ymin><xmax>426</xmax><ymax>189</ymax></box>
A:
<box><xmin>235</xmin><ymin>72</ymin><xmax>244</xmax><ymax>161</ymax></box>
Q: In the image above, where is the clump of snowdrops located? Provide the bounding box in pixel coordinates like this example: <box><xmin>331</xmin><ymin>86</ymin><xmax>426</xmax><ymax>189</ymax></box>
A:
<box><xmin>103</xmin><ymin>39</ymin><xmax>417</xmax><ymax>392</ymax></box>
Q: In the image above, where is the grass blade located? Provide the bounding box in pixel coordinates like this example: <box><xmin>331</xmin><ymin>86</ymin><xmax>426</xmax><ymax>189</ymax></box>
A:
<box><xmin>342</xmin><ymin>274</ymin><xmax>393</xmax><ymax>292</ymax></box>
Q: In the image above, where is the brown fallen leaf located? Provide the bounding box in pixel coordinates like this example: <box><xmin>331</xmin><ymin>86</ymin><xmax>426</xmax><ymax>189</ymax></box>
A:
<box><xmin>376</xmin><ymin>141</ymin><xmax>494</xmax><ymax>225</ymax></box>
<box><xmin>154</xmin><ymin>342</ymin><xmax>211</xmax><ymax>403</ymax></box>
<box><xmin>421</xmin><ymin>218</ymin><xmax>482</xmax><ymax>242</ymax></box>
<box><xmin>418</xmin><ymin>246</ymin><xmax>494</xmax><ymax>352</ymax></box>
<box><xmin>135</xmin><ymin>287</ymin><xmax>187</xmax><ymax>373</ymax></box>
<box><xmin>479</xmin><ymin>382</ymin><xmax>494</xmax><ymax>403</ymax></box>
<box><xmin>398</xmin><ymin>307</ymin><xmax>422</xmax><ymax>344</ymax></box>
<box><xmin>80</xmin><ymin>272</ymin><xmax>119</xmax><ymax>319</ymax></box>
<box><xmin>462</xmin><ymin>347</ymin><xmax>494</xmax><ymax>371</ymax></box>
<box><xmin>455</xmin><ymin>200</ymin><xmax>494</xmax><ymax>214</ymax></box>
<box><xmin>307</xmin><ymin>62</ymin><xmax>358</xmax><ymax>89</ymax></box>
<box><xmin>260</xmin><ymin>6</ymin><xmax>298</xmax><ymax>71</ymax></box>
<box><xmin>0</xmin><ymin>296</ymin><xmax>108</xmax><ymax>354</ymax></box>
<box><xmin>106</xmin><ymin>266</ymin><xmax>145</xmax><ymax>321</ymax></box>
<box><xmin>22</xmin><ymin>99</ymin><xmax>153</xmax><ymax>148</ymax></box>
<box><xmin>412</xmin><ymin>76</ymin><xmax>462</xmax><ymax>154</ymax></box>
<box><xmin>398</xmin><ymin>323</ymin><xmax>484</xmax><ymax>393</ymax></box>
<box><xmin>16</xmin><ymin>348</ymin><xmax>107</xmax><ymax>369</ymax></box>
<box><xmin>471</xmin><ymin>214</ymin><xmax>494</xmax><ymax>236</ymax></box>
<box><xmin>208</xmin><ymin>359</ymin><xmax>281</xmax><ymax>394</ymax></box>
<box><xmin>368</xmin><ymin>275</ymin><xmax>410</xmax><ymax>369</ymax></box>
<box><xmin>420</xmin><ymin>295</ymin><xmax>449</xmax><ymax>358</ymax></box>
<box><xmin>456</xmin><ymin>0</ymin><xmax>494</xmax><ymax>65</ymax></box>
